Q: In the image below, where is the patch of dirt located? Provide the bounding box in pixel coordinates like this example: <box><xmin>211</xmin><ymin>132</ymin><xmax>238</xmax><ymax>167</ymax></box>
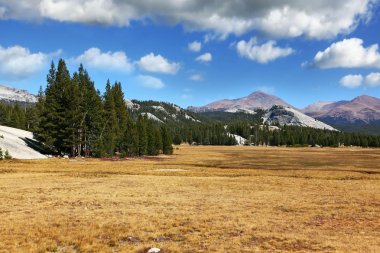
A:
<box><xmin>0</xmin><ymin>169</ymin><xmax>15</xmax><ymax>174</ymax></box>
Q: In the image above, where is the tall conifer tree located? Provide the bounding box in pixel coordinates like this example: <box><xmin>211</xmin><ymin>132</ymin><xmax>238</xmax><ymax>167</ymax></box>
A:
<box><xmin>102</xmin><ymin>80</ymin><xmax>118</xmax><ymax>156</ymax></box>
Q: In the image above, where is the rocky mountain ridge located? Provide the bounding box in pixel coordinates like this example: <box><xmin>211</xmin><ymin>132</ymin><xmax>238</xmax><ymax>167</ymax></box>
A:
<box><xmin>0</xmin><ymin>84</ymin><xmax>37</xmax><ymax>103</ymax></box>
<box><xmin>303</xmin><ymin>95</ymin><xmax>380</xmax><ymax>124</ymax></box>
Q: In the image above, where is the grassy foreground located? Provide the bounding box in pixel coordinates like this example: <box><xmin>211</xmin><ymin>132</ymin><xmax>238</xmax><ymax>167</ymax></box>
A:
<box><xmin>0</xmin><ymin>146</ymin><xmax>379</xmax><ymax>252</ymax></box>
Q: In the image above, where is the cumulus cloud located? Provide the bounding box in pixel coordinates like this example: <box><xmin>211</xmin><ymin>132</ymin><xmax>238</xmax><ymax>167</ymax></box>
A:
<box><xmin>196</xmin><ymin>53</ymin><xmax>212</xmax><ymax>62</ymax></box>
<box><xmin>75</xmin><ymin>47</ymin><xmax>133</xmax><ymax>72</ymax></box>
<box><xmin>0</xmin><ymin>0</ymin><xmax>375</xmax><ymax>39</ymax></box>
<box><xmin>188</xmin><ymin>41</ymin><xmax>201</xmax><ymax>52</ymax></box>
<box><xmin>0</xmin><ymin>45</ymin><xmax>47</xmax><ymax>80</ymax></box>
<box><xmin>340</xmin><ymin>72</ymin><xmax>380</xmax><ymax>88</ymax></box>
<box><xmin>137</xmin><ymin>75</ymin><xmax>165</xmax><ymax>89</ymax></box>
<box><xmin>236</xmin><ymin>38</ymin><xmax>294</xmax><ymax>63</ymax></box>
<box><xmin>138</xmin><ymin>53</ymin><xmax>180</xmax><ymax>74</ymax></box>
<box><xmin>340</xmin><ymin>74</ymin><xmax>364</xmax><ymax>88</ymax></box>
<box><xmin>189</xmin><ymin>74</ymin><xmax>203</xmax><ymax>81</ymax></box>
<box><xmin>311</xmin><ymin>38</ymin><xmax>380</xmax><ymax>69</ymax></box>
<box><xmin>39</xmin><ymin>0</ymin><xmax>135</xmax><ymax>25</ymax></box>
<box><xmin>365</xmin><ymin>72</ymin><xmax>380</xmax><ymax>87</ymax></box>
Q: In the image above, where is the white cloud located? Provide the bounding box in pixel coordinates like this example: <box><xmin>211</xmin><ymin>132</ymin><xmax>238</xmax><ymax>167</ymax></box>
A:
<box><xmin>236</xmin><ymin>38</ymin><xmax>294</xmax><ymax>63</ymax></box>
<box><xmin>340</xmin><ymin>74</ymin><xmax>363</xmax><ymax>88</ymax></box>
<box><xmin>75</xmin><ymin>47</ymin><xmax>133</xmax><ymax>72</ymax></box>
<box><xmin>138</xmin><ymin>53</ymin><xmax>180</xmax><ymax>74</ymax></box>
<box><xmin>311</xmin><ymin>38</ymin><xmax>380</xmax><ymax>69</ymax></box>
<box><xmin>0</xmin><ymin>0</ymin><xmax>375</xmax><ymax>39</ymax></box>
<box><xmin>0</xmin><ymin>45</ymin><xmax>47</xmax><ymax>80</ymax></box>
<box><xmin>196</xmin><ymin>53</ymin><xmax>212</xmax><ymax>62</ymax></box>
<box><xmin>189</xmin><ymin>74</ymin><xmax>203</xmax><ymax>81</ymax></box>
<box><xmin>188</xmin><ymin>41</ymin><xmax>201</xmax><ymax>52</ymax></box>
<box><xmin>255</xmin><ymin>2</ymin><xmax>370</xmax><ymax>39</ymax></box>
<box><xmin>339</xmin><ymin>72</ymin><xmax>380</xmax><ymax>88</ymax></box>
<box><xmin>365</xmin><ymin>72</ymin><xmax>380</xmax><ymax>87</ymax></box>
<box><xmin>137</xmin><ymin>75</ymin><xmax>165</xmax><ymax>89</ymax></box>
<box><xmin>39</xmin><ymin>0</ymin><xmax>134</xmax><ymax>26</ymax></box>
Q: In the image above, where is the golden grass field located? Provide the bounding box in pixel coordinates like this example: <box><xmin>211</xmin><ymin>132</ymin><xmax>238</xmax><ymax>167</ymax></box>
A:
<box><xmin>0</xmin><ymin>145</ymin><xmax>379</xmax><ymax>252</ymax></box>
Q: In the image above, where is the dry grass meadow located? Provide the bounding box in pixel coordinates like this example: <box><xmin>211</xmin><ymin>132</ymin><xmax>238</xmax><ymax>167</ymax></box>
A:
<box><xmin>0</xmin><ymin>145</ymin><xmax>379</xmax><ymax>252</ymax></box>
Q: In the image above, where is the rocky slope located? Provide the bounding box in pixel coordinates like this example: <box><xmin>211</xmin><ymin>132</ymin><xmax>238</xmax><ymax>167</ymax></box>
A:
<box><xmin>264</xmin><ymin>106</ymin><xmax>336</xmax><ymax>131</ymax></box>
<box><xmin>126</xmin><ymin>100</ymin><xmax>202</xmax><ymax>124</ymax></box>
<box><xmin>0</xmin><ymin>125</ymin><xmax>47</xmax><ymax>159</ymax></box>
<box><xmin>0</xmin><ymin>84</ymin><xmax>37</xmax><ymax>103</ymax></box>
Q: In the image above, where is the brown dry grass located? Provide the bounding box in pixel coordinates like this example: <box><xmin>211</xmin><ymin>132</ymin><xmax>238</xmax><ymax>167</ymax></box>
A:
<box><xmin>0</xmin><ymin>145</ymin><xmax>379</xmax><ymax>252</ymax></box>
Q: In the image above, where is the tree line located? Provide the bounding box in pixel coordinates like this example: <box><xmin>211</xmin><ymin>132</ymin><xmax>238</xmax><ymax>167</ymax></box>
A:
<box><xmin>0</xmin><ymin>102</ymin><xmax>37</xmax><ymax>130</ymax></box>
<box><xmin>171</xmin><ymin>123</ymin><xmax>237</xmax><ymax>145</ymax></box>
<box><xmin>0</xmin><ymin>59</ymin><xmax>173</xmax><ymax>157</ymax></box>
<box><xmin>226</xmin><ymin>121</ymin><xmax>380</xmax><ymax>147</ymax></box>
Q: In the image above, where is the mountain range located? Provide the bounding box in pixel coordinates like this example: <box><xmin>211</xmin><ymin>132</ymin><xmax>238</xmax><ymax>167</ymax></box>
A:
<box><xmin>302</xmin><ymin>95</ymin><xmax>380</xmax><ymax>135</ymax></box>
<box><xmin>188</xmin><ymin>91</ymin><xmax>336</xmax><ymax>130</ymax></box>
<box><xmin>302</xmin><ymin>95</ymin><xmax>380</xmax><ymax>124</ymax></box>
<box><xmin>189</xmin><ymin>91</ymin><xmax>380</xmax><ymax>134</ymax></box>
<box><xmin>1</xmin><ymin>84</ymin><xmax>380</xmax><ymax>134</ymax></box>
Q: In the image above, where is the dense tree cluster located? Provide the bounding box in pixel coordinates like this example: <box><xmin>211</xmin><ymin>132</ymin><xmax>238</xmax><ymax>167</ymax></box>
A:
<box><xmin>321</xmin><ymin>118</ymin><xmax>380</xmax><ymax>136</ymax></box>
<box><xmin>199</xmin><ymin>110</ymin><xmax>264</xmax><ymax>124</ymax></box>
<box><xmin>226</xmin><ymin>121</ymin><xmax>380</xmax><ymax>148</ymax></box>
<box><xmin>32</xmin><ymin>59</ymin><xmax>173</xmax><ymax>157</ymax></box>
<box><xmin>172</xmin><ymin>123</ymin><xmax>237</xmax><ymax>145</ymax></box>
<box><xmin>0</xmin><ymin>103</ymin><xmax>38</xmax><ymax>130</ymax></box>
<box><xmin>127</xmin><ymin>101</ymin><xmax>238</xmax><ymax>145</ymax></box>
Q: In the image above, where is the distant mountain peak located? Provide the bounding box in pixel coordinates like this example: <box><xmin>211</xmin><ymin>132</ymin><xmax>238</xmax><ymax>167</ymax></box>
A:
<box><xmin>248</xmin><ymin>90</ymin><xmax>268</xmax><ymax>96</ymax></box>
<box><xmin>354</xmin><ymin>94</ymin><xmax>376</xmax><ymax>99</ymax></box>
<box><xmin>0</xmin><ymin>84</ymin><xmax>37</xmax><ymax>103</ymax></box>
<box><xmin>188</xmin><ymin>90</ymin><xmax>292</xmax><ymax>112</ymax></box>
<box><xmin>249</xmin><ymin>90</ymin><xmax>275</xmax><ymax>96</ymax></box>
<box><xmin>304</xmin><ymin>94</ymin><xmax>380</xmax><ymax>124</ymax></box>
<box><xmin>351</xmin><ymin>95</ymin><xmax>380</xmax><ymax>104</ymax></box>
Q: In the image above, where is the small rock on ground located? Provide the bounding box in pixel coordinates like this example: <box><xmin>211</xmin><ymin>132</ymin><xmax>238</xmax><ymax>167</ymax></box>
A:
<box><xmin>147</xmin><ymin>247</ymin><xmax>161</xmax><ymax>253</ymax></box>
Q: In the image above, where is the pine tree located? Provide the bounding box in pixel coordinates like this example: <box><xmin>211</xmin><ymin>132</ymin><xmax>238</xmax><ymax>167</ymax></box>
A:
<box><xmin>137</xmin><ymin>115</ymin><xmax>147</xmax><ymax>156</ymax></box>
<box><xmin>146</xmin><ymin>120</ymin><xmax>158</xmax><ymax>156</ymax></box>
<box><xmin>112</xmin><ymin>82</ymin><xmax>128</xmax><ymax>153</ymax></box>
<box><xmin>54</xmin><ymin>59</ymin><xmax>78</xmax><ymax>155</ymax></box>
<box><xmin>73</xmin><ymin>65</ymin><xmax>104</xmax><ymax>157</ymax></box>
<box><xmin>34</xmin><ymin>86</ymin><xmax>46</xmax><ymax>137</ymax></box>
<box><xmin>123</xmin><ymin>118</ymin><xmax>139</xmax><ymax>156</ymax></box>
<box><xmin>36</xmin><ymin>59</ymin><xmax>80</xmax><ymax>155</ymax></box>
<box><xmin>154</xmin><ymin>127</ymin><xmax>163</xmax><ymax>155</ymax></box>
<box><xmin>161</xmin><ymin>126</ymin><xmax>173</xmax><ymax>155</ymax></box>
<box><xmin>64</xmin><ymin>73</ymin><xmax>81</xmax><ymax>156</ymax></box>
<box><xmin>102</xmin><ymin>80</ymin><xmax>118</xmax><ymax>156</ymax></box>
<box><xmin>37</xmin><ymin>60</ymin><xmax>62</xmax><ymax>151</ymax></box>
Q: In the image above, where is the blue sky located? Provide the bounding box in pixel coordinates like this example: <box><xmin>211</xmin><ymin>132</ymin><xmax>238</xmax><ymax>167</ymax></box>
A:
<box><xmin>0</xmin><ymin>0</ymin><xmax>380</xmax><ymax>108</ymax></box>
